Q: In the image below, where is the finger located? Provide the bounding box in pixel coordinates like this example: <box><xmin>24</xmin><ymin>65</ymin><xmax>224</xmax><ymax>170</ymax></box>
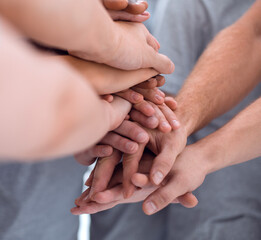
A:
<box><xmin>107</xmin><ymin>96</ymin><xmax>132</xmax><ymax>131</ymax></box>
<box><xmin>177</xmin><ymin>192</ymin><xmax>198</xmax><ymax>208</ymax></box>
<box><xmin>131</xmin><ymin>173</ymin><xmax>150</xmax><ymax>188</ymax></box>
<box><xmin>156</xmin><ymin>75</ymin><xmax>165</xmax><ymax>87</ymax></box>
<box><xmin>89</xmin><ymin>150</ymin><xmax>122</xmax><ymax>199</ymax></box>
<box><xmin>114</xmin><ymin>120</ymin><xmax>149</xmax><ymax>143</ymax></box>
<box><xmin>103</xmin><ymin>0</ymin><xmax>128</xmax><ymax>10</ymax></box>
<box><xmin>75</xmin><ymin>188</ymin><xmax>91</xmax><ymax>207</ymax></box>
<box><xmin>116</xmin><ymin>89</ymin><xmax>143</xmax><ymax>104</ymax></box>
<box><xmin>107</xmin><ymin>163</ymin><xmax>124</xmax><ymax>188</ymax></box>
<box><xmin>74</xmin><ymin>145</ymin><xmax>113</xmax><ymax>166</ymax></box>
<box><xmin>146</xmin><ymin>34</ymin><xmax>160</xmax><ymax>52</ymax></box>
<box><xmin>109</xmin><ymin>10</ymin><xmax>150</xmax><ymax>22</ymax></box>
<box><xmin>85</xmin><ymin>169</ymin><xmax>95</xmax><ymax>187</ymax></box>
<box><xmin>150</xmin><ymin>146</ymin><xmax>176</xmax><ymax>186</ymax></box>
<box><xmin>149</xmin><ymin>128</ymin><xmax>185</xmax><ymax>186</ymax></box>
<box><xmin>101</xmin><ymin>94</ymin><xmax>114</xmax><ymax>102</ymax></box>
<box><xmin>125</xmin><ymin>0</ymin><xmax>148</xmax><ymax>15</ymax></box>
<box><xmin>145</xmin><ymin>48</ymin><xmax>175</xmax><ymax>74</ymax></box>
<box><xmin>149</xmin><ymin>103</ymin><xmax>172</xmax><ymax>133</ymax></box>
<box><xmin>137</xmin><ymin>151</ymin><xmax>154</xmax><ymax>173</ymax></box>
<box><xmin>132</xmin><ymin>87</ymin><xmax>165</xmax><ymax>105</ymax></box>
<box><xmin>130</xmin><ymin>109</ymin><xmax>159</xmax><ymax>129</ymax></box>
<box><xmin>71</xmin><ymin>200</ymin><xmax>118</xmax><ymax>215</ymax></box>
<box><xmin>93</xmin><ymin>185</ymin><xmax>124</xmax><ymax>204</ymax></box>
<box><xmin>158</xmin><ymin>104</ymin><xmax>180</xmax><ymax>130</ymax></box>
<box><xmin>143</xmin><ymin>175</ymin><xmax>186</xmax><ymax>215</ymax></box>
<box><xmin>133</xmin><ymin>100</ymin><xmax>155</xmax><ymax>117</ymax></box>
<box><xmin>135</xmin><ymin>77</ymin><xmax>158</xmax><ymax>89</ymax></box>
<box><xmin>122</xmin><ymin>143</ymin><xmax>146</xmax><ymax>198</ymax></box>
<box><xmin>164</xmin><ymin>96</ymin><xmax>177</xmax><ymax>111</ymax></box>
<box><xmin>101</xmin><ymin>132</ymin><xmax>139</xmax><ymax>154</ymax></box>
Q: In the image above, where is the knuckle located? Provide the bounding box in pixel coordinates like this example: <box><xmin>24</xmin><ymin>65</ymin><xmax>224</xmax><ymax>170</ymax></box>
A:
<box><xmin>123</xmin><ymin>156</ymin><xmax>137</xmax><ymax>165</ymax></box>
<box><xmin>154</xmin><ymin>191</ymin><xmax>172</xmax><ymax>206</ymax></box>
<box><xmin>177</xmin><ymin>174</ymin><xmax>190</xmax><ymax>187</ymax></box>
<box><xmin>156</xmin><ymin>160</ymin><xmax>172</xmax><ymax>174</ymax></box>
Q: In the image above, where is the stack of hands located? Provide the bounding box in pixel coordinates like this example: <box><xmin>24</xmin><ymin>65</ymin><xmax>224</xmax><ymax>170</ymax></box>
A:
<box><xmin>71</xmin><ymin>0</ymin><xmax>201</xmax><ymax>216</ymax></box>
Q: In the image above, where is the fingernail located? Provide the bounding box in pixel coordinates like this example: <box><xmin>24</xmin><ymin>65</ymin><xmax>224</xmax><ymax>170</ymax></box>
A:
<box><xmin>155</xmin><ymin>94</ymin><xmax>164</xmax><ymax>102</ymax></box>
<box><xmin>156</xmin><ymin>75</ymin><xmax>164</xmax><ymax>81</ymax></box>
<box><xmin>170</xmin><ymin>62</ymin><xmax>175</xmax><ymax>72</ymax></box>
<box><xmin>126</xmin><ymin>142</ymin><xmax>137</xmax><ymax>152</ymax></box>
<box><xmin>101</xmin><ymin>147</ymin><xmax>110</xmax><ymax>155</ymax></box>
<box><xmin>157</xmin><ymin>90</ymin><xmax>165</xmax><ymax>97</ymax></box>
<box><xmin>161</xmin><ymin>121</ymin><xmax>170</xmax><ymax>129</ymax></box>
<box><xmin>153</xmin><ymin>171</ymin><xmax>164</xmax><ymax>185</ymax></box>
<box><xmin>136</xmin><ymin>132</ymin><xmax>148</xmax><ymax>143</ymax></box>
<box><xmin>132</xmin><ymin>93</ymin><xmax>142</xmax><ymax>102</ymax></box>
<box><xmin>147</xmin><ymin>117</ymin><xmax>158</xmax><ymax>127</ymax></box>
<box><xmin>141</xmin><ymin>11</ymin><xmax>150</xmax><ymax>16</ymax></box>
<box><xmin>148</xmin><ymin>77</ymin><xmax>156</xmax><ymax>82</ymax></box>
<box><xmin>145</xmin><ymin>201</ymin><xmax>157</xmax><ymax>215</ymax></box>
<box><xmin>172</xmin><ymin>120</ymin><xmax>180</xmax><ymax>129</ymax></box>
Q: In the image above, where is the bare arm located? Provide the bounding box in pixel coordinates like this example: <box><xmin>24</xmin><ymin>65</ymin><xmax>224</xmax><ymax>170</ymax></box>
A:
<box><xmin>0</xmin><ymin>0</ymin><xmax>174</xmax><ymax>73</ymax></box>
<box><xmin>199</xmin><ymin>96</ymin><xmax>261</xmax><ymax>174</ymax></box>
<box><xmin>173</xmin><ymin>0</ymin><xmax>261</xmax><ymax>136</ymax></box>
<box><xmin>0</xmin><ymin>20</ymin><xmax>131</xmax><ymax>161</ymax></box>
<box><xmin>0</xmin><ymin>0</ymin><xmax>116</xmax><ymax>58</ymax></box>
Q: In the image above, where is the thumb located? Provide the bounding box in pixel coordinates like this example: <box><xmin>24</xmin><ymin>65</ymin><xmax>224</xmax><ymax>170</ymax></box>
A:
<box><xmin>108</xmin><ymin>96</ymin><xmax>131</xmax><ymax>131</ymax></box>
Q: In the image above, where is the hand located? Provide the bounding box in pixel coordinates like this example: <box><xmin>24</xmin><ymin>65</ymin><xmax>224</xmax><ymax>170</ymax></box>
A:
<box><xmin>60</xmin><ymin>55</ymin><xmax>158</xmax><ymax>95</ymax></box>
<box><xmin>140</xmin><ymin>144</ymin><xmax>208</xmax><ymax>215</ymax></box>
<box><xmin>104</xmin><ymin>0</ymin><xmax>150</xmax><ymax>23</ymax></box>
<box><xmin>75</xmin><ymin>82</ymin><xmax>177</xmax><ymax>166</ymax></box>
<box><xmin>116</xmin><ymin>78</ymin><xmax>179</xmax><ymax>132</ymax></box>
<box><xmin>108</xmin><ymin>11</ymin><xmax>150</xmax><ymax>23</ymax></box>
<box><xmin>70</xmin><ymin>21</ymin><xmax>174</xmax><ymax>74</ymax></box>
<box><xmin>83</xmin><ymin>117</ymin><xmax>186</xmax><ymax>200</ymax></box>
<box><xmin>103</xmin><ymin>96</ymin><xmax>132</xmax><ymax>131</ymax></box>
<box><xmin>104</xmin><ymin>0</ymin><xmax>148</xmax><ymax>15</ymax></box>
<box><xmin>75</xmin><ymin>120</ymin><xmax>148</xmax><ymax>166</ymax></box>
<box><xmin>130</xmin><ymin>101</ymin><xmax>179</xmax><ymax>132</ymax></box>
<box><xmin>71</xmin><ymin>151</ymin><xmax>198</xmax><ymax>215</ymax></box>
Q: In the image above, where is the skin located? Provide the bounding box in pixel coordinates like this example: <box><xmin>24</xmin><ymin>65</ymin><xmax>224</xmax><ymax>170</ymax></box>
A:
<box><xmin>104</xmin><ymin>0</ymin><xmax>148</xmax><ymax>15</ymax></box>
<box><xmin>0</xmin><ymin>0</ymin><xmax>174</xmax><ymax>73</ymax></box>
<box><xmin>74</xmin><ymin>98</ymin><xmax>179</xmax><ymax>166</ymax></box>
<box><xmin>71</xmin><ymin>151</ymin><xmax>199</xmax><ymax>215</ymax></box>
<box><xmin>0</xmin><ymin>19</ymin><xmax>132</xmax><ymax>161</ymax></box>
<box><xmin>125</xmin><ymin>1</ymin><xmax>149</xmax><ymax>15</ymax></box>
<box><xmin>73</xmin><ymin>96</ymin><xmax>261</xmax><ymax>215</ymax></box>
<box><xmin>75</xmin><ymin>110</ymin><xmax>183</xmax><ymax>200</ymax></box>
<box><xmin>59</xmin><ymin>55</ymin><xmax>158</xmax><ymax>95</ymax></box>
<box><xmin>74</xmin><ymin>77</ymin><xmax>178</xmax><ymax>165</ymax></box>
<box><xmin>74</xmin><ymin>0</ymin><xmax>261</xmax><ymax>214</ymax></box>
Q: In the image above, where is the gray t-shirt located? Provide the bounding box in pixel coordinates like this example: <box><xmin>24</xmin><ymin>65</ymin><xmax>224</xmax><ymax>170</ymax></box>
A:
<box><xmin>0</xmin><ymin>156</ymin><xmax>86</xmax><ymax>240</ymax></box>
<box><xmin>91</xmin><ymin>1</ymin><xmax>261</xmax><ymax>240</ymax></box>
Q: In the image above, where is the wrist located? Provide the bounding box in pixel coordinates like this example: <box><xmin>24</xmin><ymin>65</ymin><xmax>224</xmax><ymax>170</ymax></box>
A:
<box><xmin>175</xmin><ymin>106</ymin><xmax>199</xmax><ymax>138</ymax></box>
<box><xmin>191</xmin><ymin>134</ymin><xmax>227</xmax><ymax>175</ymax></box>
<box><xmin>68</xmin><ymin>1</ymin><xmax>120</xmax><ymax>64</ymax></box>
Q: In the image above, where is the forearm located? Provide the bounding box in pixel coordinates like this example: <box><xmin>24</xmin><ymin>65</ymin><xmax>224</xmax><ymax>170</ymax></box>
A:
<box><xmin>175</xmin><ymin>0</ymin><xmax>261</xmax><ymax>136</ymax></box>
<box><xmin>0</xmin><ymin>21</ymin><xmax>127</xmax><ymax>161</ymax></box>
<box><xmin>196</xmin><ymin>97</ymin><xmax>261</xmax><ymax>174</ymax></box>
<box><xmin>0</xmin><ymin>0</ymin><xmax>117</xmax><ymax>58</ymax></box>
<box><xmin>0</xmin><ymin>61</ymin><xmax>113</xmax><ymax>161</ymax></box>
